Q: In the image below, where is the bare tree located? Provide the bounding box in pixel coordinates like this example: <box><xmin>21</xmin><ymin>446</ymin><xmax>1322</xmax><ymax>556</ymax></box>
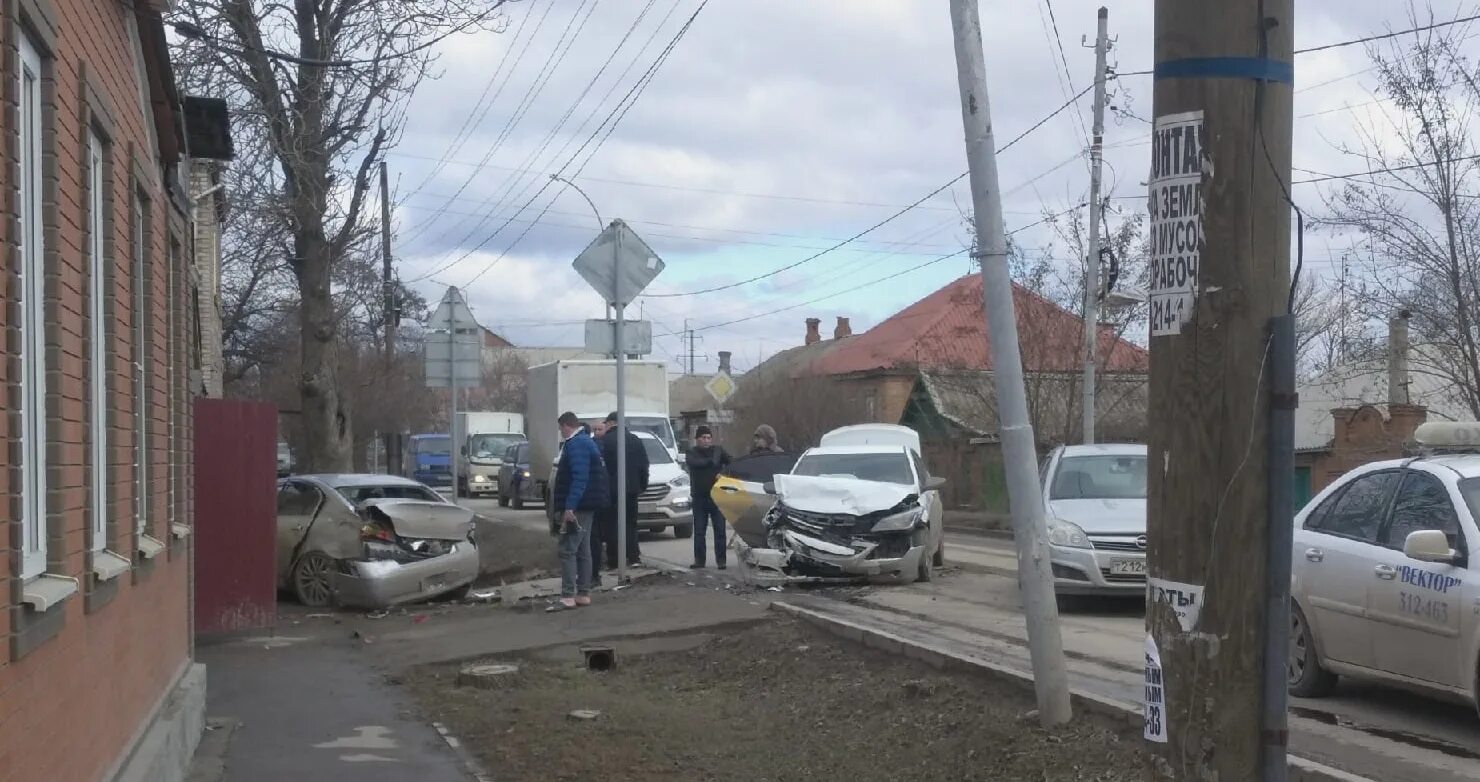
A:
<box><xmin>171</xmin><ymin>0</ymin><xmax>513</xmax><ymax>470</ymax></box>
<box><xmin>1320</xmin><ymin>7</ymin><xmax>1480</xmax><ymax>416</ymax></box>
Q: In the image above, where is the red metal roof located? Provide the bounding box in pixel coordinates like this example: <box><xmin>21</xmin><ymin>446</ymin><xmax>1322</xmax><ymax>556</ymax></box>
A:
<box><xmin>808</xmin><ymin>273</ymin><xmax>1148</xmax><ymax>376</ymax></box>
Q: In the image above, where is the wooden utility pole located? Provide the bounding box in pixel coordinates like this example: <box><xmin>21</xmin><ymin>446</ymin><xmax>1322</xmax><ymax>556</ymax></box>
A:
<box><xmin>1146</xmin><ymin>1</ymin><xmax>1293</xmax><ymax>779</ymax></box>
<box><xmin>380</xmin><ymin>161</ymin><xmax>402</xmax><ymax>475</ymax></box>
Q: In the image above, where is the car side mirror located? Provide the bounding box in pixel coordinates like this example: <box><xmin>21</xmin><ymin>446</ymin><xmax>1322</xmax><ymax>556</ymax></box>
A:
<box><xmin>763</xmin><ymin>482</ymin><xmax>776</xmax><ymax>496</ymax></box>
<box><xmin>1403</xmin><ymin>529</ymin><xmax>1458</xmax><ymax>564</ymax></box>
<box><xmin>925</xmin><ymin>476</ymin><xmax>947</xmax><ymax>491</ymax></box>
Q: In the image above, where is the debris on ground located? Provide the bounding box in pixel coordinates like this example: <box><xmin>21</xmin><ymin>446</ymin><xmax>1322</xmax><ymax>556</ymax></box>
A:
<box><xmin>406</xmin><ymin>617</ymin><xmax>1148</xmax><ymax>781</ymax></box>
<box><xmin>365</xmin><ymin>609</ymin><xmax>390</xmax><ymax>620</ymax></box>
<box><xmin>466</xmin><ymin>588</ymin><xmax>502</xmax><ymax>603</ymax></box>
<box><xmin>567</xmin><ymin>709</ymin><xmax>601</xmax><ymax>721</ymax></box>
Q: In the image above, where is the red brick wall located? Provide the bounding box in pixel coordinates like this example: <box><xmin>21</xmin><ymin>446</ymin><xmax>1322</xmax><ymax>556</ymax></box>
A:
<box><xmin>1303</xmin><ymin>404</ymin><xmax>1428</xmax><ymax>495</ymax></box>
<box><xmin>0</xmin><ymin>0</ymin><xmax>192</xmax><ymax>780</ymax></box>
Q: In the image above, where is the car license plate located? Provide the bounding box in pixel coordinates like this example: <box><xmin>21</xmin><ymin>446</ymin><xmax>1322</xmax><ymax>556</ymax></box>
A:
<box><xmin>639</xmin><ymin>502</ymin><xmax>658</xmax><ymax>514</ymax></box>
<box><xmin>1110</xmin><ymin>559</ymin><xmax>1146</xmax><ymax>575</ymax></box>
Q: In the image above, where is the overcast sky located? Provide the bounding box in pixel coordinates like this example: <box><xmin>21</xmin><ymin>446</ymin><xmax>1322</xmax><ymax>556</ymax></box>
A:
<box><xmin>386</xmin><ymin>0</ymin><xmax>1466</xmax><ymax>375</ymax></box>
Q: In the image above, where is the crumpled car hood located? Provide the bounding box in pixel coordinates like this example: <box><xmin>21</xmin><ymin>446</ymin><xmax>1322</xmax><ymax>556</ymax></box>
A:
<box><xmin>361</xmin><ymin>499</ymin><xmax>474</xmax><ymax>541</ymax></box>
<box><xmin>773</xmin><ymin>474</ymin><xmax>916</xmax><ymax>516</ymax></box>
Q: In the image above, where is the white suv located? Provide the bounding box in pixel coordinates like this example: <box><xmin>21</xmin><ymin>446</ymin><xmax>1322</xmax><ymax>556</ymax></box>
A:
<box><xmin>1289</xmin><ymin>423</ymin><xmax>1479</xmax><ymax>717</ymax></box>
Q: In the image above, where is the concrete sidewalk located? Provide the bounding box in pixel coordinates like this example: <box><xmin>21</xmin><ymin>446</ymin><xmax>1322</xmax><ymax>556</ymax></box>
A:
<box><xmin>187</xmin><ymin>576</ymin><xmax>774</xmax><ymax>781</ymax></box>
<box><xmin>191</xmin><ymin>636</ymin><xmax>474</xmax><ymax>782</ymax></box>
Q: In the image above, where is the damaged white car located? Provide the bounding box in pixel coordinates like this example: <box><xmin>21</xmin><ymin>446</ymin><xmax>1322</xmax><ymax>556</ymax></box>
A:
<box><xmin>742</xmin><ymin>425</ymin><xmax>946</xmax><ymax>585</ymax></box>
<box><xmin>277</xmin><ymin>475</ymin><xmax>480</xmax><ymax>608</ymax></box>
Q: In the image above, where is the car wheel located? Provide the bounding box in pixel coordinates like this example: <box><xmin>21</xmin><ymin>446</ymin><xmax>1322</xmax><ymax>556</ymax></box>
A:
<box><xmin>440</xmin><ymin>583</ymin><xmax>472</xmax><ymax>602</ymax></box>
<box><xmin>292</xmin><ymin>551</ymin><xmax>336</xmax><ymax>607</ymax></box>
<box><xmin>1289</xmin><ymin>602</ymin><xmax>1338</xmax><ymax>697</ymax></box>
<box><xmin>932</xmin><ymin>538</ymin><xmax>946</xmax><ymax>567</ymax></box>
<box><xmin>911</xmin><ymin>530</ymin><xmax>933</xmax><ymax>583</ymax></box>
<box><xmin>673</xmin><ymin>524</ymin><xmax>693</xmax><ymax>539</ymax></box>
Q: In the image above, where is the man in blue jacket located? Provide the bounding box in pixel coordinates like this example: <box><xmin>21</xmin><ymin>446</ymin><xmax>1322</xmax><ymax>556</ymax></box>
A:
<box><xmin>549</xmin><ymin>412</ymin><xmax>609</xmax><ymax>611</ymax></box>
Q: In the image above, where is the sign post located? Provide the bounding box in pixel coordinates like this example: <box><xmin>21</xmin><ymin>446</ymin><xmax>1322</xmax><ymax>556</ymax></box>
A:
<box><xmin>425</xmin><ymin>286</ymin><xmax>482</xmax><ymax>496</ymax></box>
<box><xmin>573</xmin><ymin>220</ymin><xmax>665</xmax><ymax>584</ymax></box>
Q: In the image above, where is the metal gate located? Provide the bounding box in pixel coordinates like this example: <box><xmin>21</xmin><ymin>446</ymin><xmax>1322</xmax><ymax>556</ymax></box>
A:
<box><xmin>194</xmin><ymin>398</ymin><xmax>278</xmax><ymax>635</ymax></box>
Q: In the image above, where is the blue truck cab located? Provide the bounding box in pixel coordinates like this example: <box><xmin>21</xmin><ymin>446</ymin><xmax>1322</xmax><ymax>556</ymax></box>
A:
<box><xmin>407</xmin><ymin>433</ymin><xmax>454</xmax><ymax>489</ymax></box>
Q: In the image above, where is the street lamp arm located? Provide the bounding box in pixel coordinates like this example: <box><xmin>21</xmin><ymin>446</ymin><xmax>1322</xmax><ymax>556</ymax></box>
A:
<box><xmin>549</xmin><ymin>174</ymin><xmax>604</xmax><ymax>230</ymax></box>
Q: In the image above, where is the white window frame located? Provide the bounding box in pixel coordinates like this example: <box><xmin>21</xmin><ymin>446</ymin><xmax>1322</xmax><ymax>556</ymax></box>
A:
<box><xmin>18</xmin><ymin>29</ymin><xmax>47</xmax><ymax>579</ymax></box>
<box><xmin>88</xmin><ymin>130</ymin><xmax>108</xmax><ymax>552</ymax></box>
<box><xmin>133</xmin><ymin>189</ymin><xmax>148</xmax><ymax>535</ymax></box>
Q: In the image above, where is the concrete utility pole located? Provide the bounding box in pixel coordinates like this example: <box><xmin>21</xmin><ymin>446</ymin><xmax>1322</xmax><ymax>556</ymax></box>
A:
<box><xmin>380</xmin><ymin>161</ymin><xmax>401</xmax><ymax>475</ymax></box>
<box><xmin>1081</xmin><ymin>7</ymin><xmax>1110</xmax><ymax>444</ymax></box>
<box><xmin>949</xmin><ymin>0</ymin><xmax>1072</xmax><ymax>727</ymax></box>
<box><xmin>1145</xmin><ymin>1</ymin><xmax>1294</xmax><ymax>779</ymax></box>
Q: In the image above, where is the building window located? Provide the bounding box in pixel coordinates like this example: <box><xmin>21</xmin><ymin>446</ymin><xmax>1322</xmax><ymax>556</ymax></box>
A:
<box><xmin>17</xmin><ymin>29</ymin><xmax>46</xmax><ymax>578</ymax></box>
<box><xmin>88</xmin><ymin>130</ymin><xmax>108</xmax><ymax>551</ymax></box>
<box><xmin>132</xmin><ymin>188</ymin><xmax>150</xmax><ymax>537</ymax></box>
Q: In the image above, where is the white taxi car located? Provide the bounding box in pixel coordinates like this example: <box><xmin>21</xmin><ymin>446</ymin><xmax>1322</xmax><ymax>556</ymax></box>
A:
<box><xmin>1289</xmin><ymin>422</ymin><xmax>1480</xmax><ymax>716</ymax></box>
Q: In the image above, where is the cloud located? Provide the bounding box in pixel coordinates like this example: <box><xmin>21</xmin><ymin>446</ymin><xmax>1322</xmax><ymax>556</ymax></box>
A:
<box><xmin>388</xmin><ymin>0</ymin><xmax>1433</xmax><ymax>375</ymax></box>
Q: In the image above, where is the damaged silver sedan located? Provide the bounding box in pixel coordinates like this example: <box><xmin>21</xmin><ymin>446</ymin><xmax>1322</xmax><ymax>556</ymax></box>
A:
<box><xmin>740</xmin><ymin>425</ymin><xmax>946</xmax><ymax>586</ymax></box>
<box><xmin>277</xmin><ymin>475</ymin><xmax>479</xmax><ymax>608</ymax></box>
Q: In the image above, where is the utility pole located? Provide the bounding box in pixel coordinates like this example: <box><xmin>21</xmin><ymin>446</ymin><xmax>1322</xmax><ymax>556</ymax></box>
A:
<box><xmin>1081</xmin><ymin>7</ymin><xmax>1110</xmax><ymax>444</ymax></box>
<box><xmin>949</xmin><ymin>0</ymin><xmax>1072</xmax><ymax>727</ymax></box>
<box><xmin>1146</xmin><ymin>1</ymin><xmax>1293</xmax><ymax>779</ymax></box>
<box><xmin>380</xmin><ymin>161</ymin><xmax>401</xmax><ymax>475</ymax></box>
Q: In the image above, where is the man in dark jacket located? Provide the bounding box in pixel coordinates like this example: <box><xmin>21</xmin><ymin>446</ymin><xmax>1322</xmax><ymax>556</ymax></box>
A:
<box><xmin>685</xmin><ymin>426</ymin><xmax>732</xmax><ymax>569</ymax></box>
<box><xmin>598</xmin><ymin>412</ymin><xmax>650</xmax><ymax>570</ymax></box>
<box><xmin>549</xmin><ymin>412</ymin><xmax>608</xmax><ymax>611</ymax></box>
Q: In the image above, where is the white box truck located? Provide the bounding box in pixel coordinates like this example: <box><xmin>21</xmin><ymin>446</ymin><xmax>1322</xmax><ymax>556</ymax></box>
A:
<box><xmin>456</xmin><ymin>412</ymin><xmax>525</xmax><ymax>498</ymax></box>
<box><xmin>525</xmin><ymin>360</ymin><xmax>676</xmax><ymax>507</ymax></box>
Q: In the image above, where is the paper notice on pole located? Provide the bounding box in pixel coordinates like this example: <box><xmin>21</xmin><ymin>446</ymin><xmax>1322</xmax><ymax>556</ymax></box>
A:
<box><xmin>1147</xmin><ymin>577</ymin><xmax>1204</xmax><ymax>633</ymax></box>
<box><xmin>1147</xmin><ymin>110</ymin><xmax>1206</xmax><ymax>337</ymax></box>
<box><xmin>1144</xmin><ymin>634</ymin><xmax>1168</xmax><ymax>743</ymax></box>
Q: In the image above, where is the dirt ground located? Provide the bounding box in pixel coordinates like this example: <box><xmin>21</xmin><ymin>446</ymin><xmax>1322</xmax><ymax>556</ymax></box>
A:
<box><xmin>475</xmin><ymin>516</ymin><xmax>560</xmax><ymax>586</ymax></box>
<box><xmin>406</xmin><ymin>616</ymin><xmax>1149</xmax><ymax>781</ymax></box>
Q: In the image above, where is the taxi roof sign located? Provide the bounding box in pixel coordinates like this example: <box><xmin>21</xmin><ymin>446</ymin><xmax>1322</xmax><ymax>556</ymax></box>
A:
<box><xmin>1413</xmin><ymin>421</ymin><xmax>1480</xmax><ymax>450</ymax></box>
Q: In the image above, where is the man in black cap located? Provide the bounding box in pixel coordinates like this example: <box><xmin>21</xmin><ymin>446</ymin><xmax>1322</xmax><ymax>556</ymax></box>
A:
<box><xmin>598</xmin><ymin>411</ymin><xmax>650</xmax><ymax>570</ymax></box>
<box><xmin>684</xmin><ymin>425</ymin><xmax>732</xmax><ymax>569</ymax></box>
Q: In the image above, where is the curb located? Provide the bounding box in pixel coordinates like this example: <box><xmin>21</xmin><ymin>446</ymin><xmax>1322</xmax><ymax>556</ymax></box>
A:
<box><xmin>771</xmin><ymin>600</ymin><xmax>1376</xmax><ymax>782</ymax></box>
<box><xmin>432</xmin><ymin>721</ymin><xmax>495</xmax><ymax>782</ymax></box>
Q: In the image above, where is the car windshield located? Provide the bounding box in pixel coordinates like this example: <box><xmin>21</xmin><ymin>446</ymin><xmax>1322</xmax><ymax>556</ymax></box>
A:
<box><xmin>1050</xmin><ymin>455</ymin><xmax>1147</xmax><ymax>500</ymax></box>
<box><xmin>627</xmin><ymin>416</ymin><xmax>674</xmax><ymax>448</ymax></box>
<box><xmin>413</xmin><ymin>436</ymin><xmax>451</xmax><ymax>456</ymax></box>
<box><xmin>335</xmin><ymin>484</ymin><xmax>444</xmax><ymax>504</ymax></box>
<box><xmin>470</xmin><ymin>433</ymin><xmax>523</xmax><ymax>458</ymax></box>
<box><xmin>793</xmin><ymin>452</ymin><xmax>914</xmax><ymax>485</ymax></box>
<box><xmin>640</xmin><ymin>437</ymin><xmax>673</xmax><ymax>464</ymax></box>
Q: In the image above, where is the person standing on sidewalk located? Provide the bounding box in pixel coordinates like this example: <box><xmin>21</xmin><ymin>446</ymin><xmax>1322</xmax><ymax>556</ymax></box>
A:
<box><xmin>599</xmin><ymin>411</ymin><xmax>650</xmax><ymax>569</ymax></box>
<box><xmin>750</xmin><ymin>424</ymin><xmax>784</xmax><ymax>454</ymax></box>
<box><xmin>549</xmin><ymin>412</ymin><xmax>608</xmax><ymax>611</ymax></box>
<box><xmin>588</xmin><ymin>419</ymin><xmax>611</xmax><ymax>583</ymax></box>
<box><xmin>685</xmin><ymin>426</ymin><xmax>731</xmax><ymax>569</ymax></box>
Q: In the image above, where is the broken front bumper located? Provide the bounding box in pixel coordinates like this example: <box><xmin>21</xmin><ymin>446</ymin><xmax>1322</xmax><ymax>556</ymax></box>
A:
<box><xmin>743</xmin><ymin>528</ymin><xmax>924</xmax><ymax>585</ymax></box>
<box><xmin>333</xmin><ymin>542</ymin><xmax>480</xmax><ymax>608</ymax></box>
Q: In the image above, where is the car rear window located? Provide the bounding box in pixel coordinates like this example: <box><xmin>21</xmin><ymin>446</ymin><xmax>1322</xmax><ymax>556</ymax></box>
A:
<box><xmin>336</xmin><ymin>485</ymin><xmax>443</xmax><ymax>504</ymax></box>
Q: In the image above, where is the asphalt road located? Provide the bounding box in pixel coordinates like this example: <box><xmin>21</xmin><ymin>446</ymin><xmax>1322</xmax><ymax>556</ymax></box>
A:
<box><xmin>466</xmin><ymin>499</ymin><xmax>1480</xmax><ymax>780</ymax></box>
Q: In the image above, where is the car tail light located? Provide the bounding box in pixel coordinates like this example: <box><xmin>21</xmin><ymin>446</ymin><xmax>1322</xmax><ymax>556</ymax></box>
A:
<box><xmin>361</xmin><ymin>521</ymin><xmax>395</xmax><ymax>542</ymax></box>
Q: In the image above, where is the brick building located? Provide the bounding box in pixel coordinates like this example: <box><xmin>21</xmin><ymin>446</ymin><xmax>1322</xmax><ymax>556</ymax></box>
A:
<box><xmin>2</xmin><ymin>1</ymin><xmax>208</xmax><ymax>780</ymax></box>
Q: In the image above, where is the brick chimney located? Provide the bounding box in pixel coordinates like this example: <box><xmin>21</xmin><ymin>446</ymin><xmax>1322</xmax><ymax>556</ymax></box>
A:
<box><xmin>805</xmin><ymin>318</ymin><xmax>821</xmax><ymax>345</ymax></box>
<box><xmin>834</xmin><ymin>316</ymin><xmax>852</xmax><ymax>339</ymax></box>
<box><xmin>718</xmin><ymin>351</ymin><xmax>732</xmax><ymax>374</ymax></box>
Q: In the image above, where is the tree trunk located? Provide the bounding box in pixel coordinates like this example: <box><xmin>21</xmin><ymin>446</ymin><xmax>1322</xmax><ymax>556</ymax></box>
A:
<box><xmin>296</xmin><ymin>231</ymin><xmax>353</xmax><ymax>472</ymax></box>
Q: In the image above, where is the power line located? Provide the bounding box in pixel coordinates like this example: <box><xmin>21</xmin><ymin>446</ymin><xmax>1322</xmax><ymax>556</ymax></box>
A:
<box><xmin>1292</xmin><ymin>152</ymin><xmax>1480</xmax><ymax>184</ymax></box>
<box><xmin>401</xmin><ymin>0</ymin><xmax>596</xmax><ymax>245</ymax></box>
<box><xmin>642</xmin><ymin>84</ymin><xmax>1093</xmax><ymax>299</ymax></box>
<box><xmin>1295</xmin><ymin>12</ymin><xmax>1480</xmax><ymax>54</ymax></box>
<box><xmin>453</xmin><ymin>0</ymin><xmax>711</xmax><ymax>288</ymax></box>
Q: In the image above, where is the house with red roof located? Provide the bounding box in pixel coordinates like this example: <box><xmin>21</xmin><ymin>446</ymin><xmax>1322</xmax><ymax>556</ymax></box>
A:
<box><xmin>729</xmin><ymin>273</ymin><xmax>1149</xmax><ymax>509</ymax></box>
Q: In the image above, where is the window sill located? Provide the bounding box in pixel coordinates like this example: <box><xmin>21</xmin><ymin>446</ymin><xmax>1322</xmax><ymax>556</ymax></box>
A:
<box><xmin>21</xmin><ymin>574</ymin><xmax>79</xmax><ymax>613</ymax></box>
<box><xmin>137</xmin><ymin>534</ymin><xmax>166</xmax><ymax>560</ymax></box>
<box><xmin>92</xmin><ymin>550</ymin><xmax>131</xmax><ymax>582</ymax></box>
<box><xmin>171</xmin><ymin>523</ymin><xmax>191</xmax><ymax>540</ymax></box>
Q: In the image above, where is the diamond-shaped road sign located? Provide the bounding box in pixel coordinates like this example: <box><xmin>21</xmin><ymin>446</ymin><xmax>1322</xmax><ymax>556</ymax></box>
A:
<box><xmin>705</xmin><ymin>370</ymin><xmax>736</xmax><ymax>406</ymax></box>
<box><xmin>572</xmin><ymin>219</ymin><xmax>665</xmax><ymax>305</ymax></box>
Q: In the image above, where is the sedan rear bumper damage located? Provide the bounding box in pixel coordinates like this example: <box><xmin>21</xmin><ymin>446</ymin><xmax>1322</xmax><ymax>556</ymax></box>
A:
<box><xmin>334</xmin><ymin>542</ymin><xmax>479</xmax><ymax>608</ymax></box>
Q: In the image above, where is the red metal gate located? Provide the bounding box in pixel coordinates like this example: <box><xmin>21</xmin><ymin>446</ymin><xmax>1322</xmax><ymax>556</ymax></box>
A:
<box><xmin>194</xmin><ymin>398</ymin><xmax>278</xmax><ymax>635</ymax></box>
